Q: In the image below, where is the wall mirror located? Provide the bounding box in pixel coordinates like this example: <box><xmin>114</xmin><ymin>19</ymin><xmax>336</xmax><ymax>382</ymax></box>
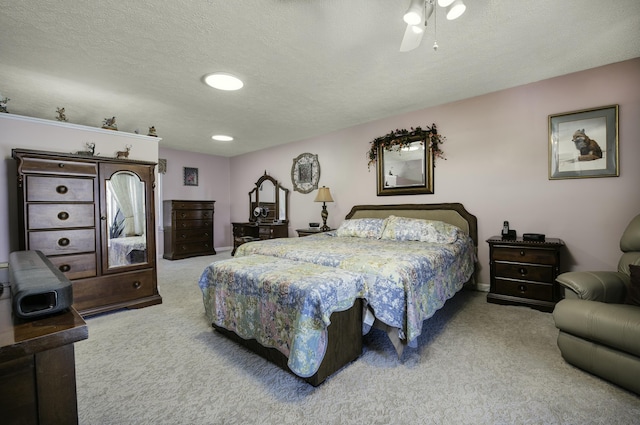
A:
<box><xmin>376</xmin><ymin>140</ymin><xmax>433</xmax><ymax>196</ymax></box>
<box><xmin>105</xmin><ymin>171</ymin><xmax>148</xmax><ymax>268</ymax></box>
<box><xmin>248</xmin><ymin>172</ymin><xmax>289</xmax><ymax>223</ymax></box>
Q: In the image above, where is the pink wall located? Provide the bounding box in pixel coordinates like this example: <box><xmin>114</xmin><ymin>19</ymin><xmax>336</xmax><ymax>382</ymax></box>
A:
<box><xmin>230</xmin><ymin>58</ymin><xmax>640</xmax><ymax>285</ymax></box>
<box><xmin>158</xmin><ymin>147</ymin><xmax>231</xmax><ymax>250</ymax></box>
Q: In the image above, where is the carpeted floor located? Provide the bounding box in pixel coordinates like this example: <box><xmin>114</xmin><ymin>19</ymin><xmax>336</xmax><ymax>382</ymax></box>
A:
<box><xmin>75</xmin><ymin>250</ymin><xmax>640</xmax><ymax>424</ymax></box>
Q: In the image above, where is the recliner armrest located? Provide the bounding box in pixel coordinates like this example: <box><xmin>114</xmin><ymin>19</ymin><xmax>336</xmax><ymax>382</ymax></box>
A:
<box><xmin>556</xmin><ymin>271</ymin><xmax>628</xmax><ymax>303</ymax></box>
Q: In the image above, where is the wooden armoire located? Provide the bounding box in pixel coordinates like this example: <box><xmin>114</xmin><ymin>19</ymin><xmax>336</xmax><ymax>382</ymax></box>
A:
<box><xmin>12</xmin><ymin>149</ymin><xmax>162</xmax><ymax>316</ymax></box>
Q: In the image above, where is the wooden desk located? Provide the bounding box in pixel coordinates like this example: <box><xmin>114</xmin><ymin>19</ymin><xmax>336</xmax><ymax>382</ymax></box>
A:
<box><xmin>0</xmin><ymin>275</ymin><xmax>88</xmax><ymax>425</ymax></box>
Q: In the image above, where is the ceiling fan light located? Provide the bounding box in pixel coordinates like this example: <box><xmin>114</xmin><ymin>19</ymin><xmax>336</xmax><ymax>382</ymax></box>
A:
<box><xmin>411</xmin><ymin>24</ymin><xmax>425</xmax><ymax>34</ymax></box>
<box><xmin>403</xmin><ymin>0</ymin><xmax>424</xmax><ymax>25</ymax></box>
<box><xmin>203</xmin><ymin>73</ymin><xmax>244</xmax><ymax>91</ymax></box>
<box><xmin>437</xmin><ymin>0</ymin><xmax>455</xmax><ymax>7</ymax></box>
<box><xmin>446</xmin><ymin>0</ymin><xmax>466</xmax><ymax>20</ymax></box>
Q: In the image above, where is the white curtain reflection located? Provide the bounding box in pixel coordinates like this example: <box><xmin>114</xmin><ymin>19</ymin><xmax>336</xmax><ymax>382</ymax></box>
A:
<box><xmin>109</xmin><ymin>172</ymin><xmax>145</xmax><ymax>236</ymax></box>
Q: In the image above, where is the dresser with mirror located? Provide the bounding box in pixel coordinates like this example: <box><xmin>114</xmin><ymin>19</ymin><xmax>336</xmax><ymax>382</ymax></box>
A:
<box><xmin>232</xmin><ymin>172</ymin><xmax>289</xmax><ymax>255</ymax></box>
<box><xmin>12</xmin><ymin>149</ymin><xmax>161</xmax><ymax>316</ymax></box>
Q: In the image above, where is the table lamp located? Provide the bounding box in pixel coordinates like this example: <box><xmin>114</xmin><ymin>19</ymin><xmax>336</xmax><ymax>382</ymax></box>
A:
<box><xmin>314</xmin><ymin>186</ymin><xmax>334</xmax><ymax>231</ymax></box>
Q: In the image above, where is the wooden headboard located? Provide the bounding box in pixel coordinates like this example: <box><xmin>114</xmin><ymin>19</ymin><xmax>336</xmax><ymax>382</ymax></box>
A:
<box><xmin>345</xmin><ymin>203</ymin><xmax>478</xmax><ymax>246</ymax></box>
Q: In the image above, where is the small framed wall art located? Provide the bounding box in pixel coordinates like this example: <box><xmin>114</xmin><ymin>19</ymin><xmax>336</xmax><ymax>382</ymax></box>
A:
<box><xmin>183</xmin><ymin>167</ymin><xmax>199</xmax><ymax>186</ymax></box>
<box><xmin>548</xmin><ymin>105</ymin><xmax>619</xmax><ymax>179</ymax></box>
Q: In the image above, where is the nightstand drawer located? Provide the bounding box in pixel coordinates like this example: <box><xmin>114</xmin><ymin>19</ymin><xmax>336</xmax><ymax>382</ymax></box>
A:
<box><xmin>494</xmin><ymin>278</ymin><xmax>555</xmax><ymax>302</ymax></box>
<box><xmin>492</xmin><ymin>246</ymin><xmax>557</xmax><ymax>265</ymax></box>
<box><xmin>494</xmin><ymin>262</ymin><xmax>553</xmax><ymax>282</ymax></box>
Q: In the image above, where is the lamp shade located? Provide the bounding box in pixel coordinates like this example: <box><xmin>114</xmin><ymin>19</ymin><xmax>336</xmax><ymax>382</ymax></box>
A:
<box><xmin>314</xmin><ymin>186</ymin><xmax>334</xmax><ymax>203</ymax></box>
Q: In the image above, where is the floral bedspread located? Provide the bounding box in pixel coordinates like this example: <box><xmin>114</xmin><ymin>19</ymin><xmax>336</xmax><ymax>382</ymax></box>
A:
<box><xmin>198</xmin><ymin>254</ymin><xmax>365</xmax><ymax>378</ymax></box>
<box><xmin>235</xmin><ymin>232</ymin><xmax>476</xmax><ymax>345</ymax></box>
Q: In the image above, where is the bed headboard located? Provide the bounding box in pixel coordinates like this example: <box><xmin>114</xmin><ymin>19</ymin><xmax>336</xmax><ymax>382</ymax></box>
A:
<box><xmin>345</xmin><ymin>203</ymin><xmax>478</xmax><ymax>246</ymax></box>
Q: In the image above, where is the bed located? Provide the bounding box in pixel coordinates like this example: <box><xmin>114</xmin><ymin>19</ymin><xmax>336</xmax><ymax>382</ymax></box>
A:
<box><xmin>199</xmin><ymin>203</ymin><xmax>478</xmax><ymax>385</ymax></box>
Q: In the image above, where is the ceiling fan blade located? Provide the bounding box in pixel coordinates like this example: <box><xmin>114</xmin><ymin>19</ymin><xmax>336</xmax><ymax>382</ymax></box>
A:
<box><xmin>399</xmin><ymin>23</ymin><xmax>425</xmax><ymax>52</ymax></box>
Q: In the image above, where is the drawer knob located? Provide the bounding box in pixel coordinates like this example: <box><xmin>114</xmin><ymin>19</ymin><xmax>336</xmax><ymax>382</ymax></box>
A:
<box><xmin>204</xmin><ymin>232</ymin><xmax>209</xmax><ymax>237</ymax></box>
<box><xmin>519</xmin><ymin>250</ymin><xmax>525</xmax><ymax>256</ymax></box>
<box><xmin>181</xmin><ymin>223</ymin><xmax>187</xmax><ymax>228</ymax></box>
<box><xmin>58</xmin><ymin>211</ymin><xmax>69</xmax><ymax>220</ymax></box>
<box><xmin>203</xmin><ymin>213</ymin><xmax>210</xmax><ymax>218</ymax></box>
<box><xmin>133</xmin><ymin>281</ymin><xmax>141</xmax><ymax>289</ymax></box>
<box><xmin>181</xmin><ymin>234</ymin><xmax>187</xmax><ymax>239</ymax></box>
<box><xmin>518</xmin><ymin>284</ymin><xmax>527</xmax><ymax>293</ymax></box>
<box><xmin>519</xmin><ymin>267</ymin><xmax>528</xmax><ymax>276</ymax></box>
<box><xmin>59</xmin><ymin>264</ymin><xmax>71</xmax><ymax>273</ymax></box>
<box><xmin>58</xmin><ymin>163</ymin><xmax>65</xmax><ymax>168</ymax></box>
<box><xmin>58</xmin><ymin>237</ymin><xmax>70</xmax><ymax>247</ymax></box>
<box><xmin>56</xmin><ymin>185</ymin><xmax>68</xmax><ymax>194</ymax></box>
<box><xmin>180</xmin><ymin>213</ymin><xmax>186</xmax><ymax>218</ymax></box>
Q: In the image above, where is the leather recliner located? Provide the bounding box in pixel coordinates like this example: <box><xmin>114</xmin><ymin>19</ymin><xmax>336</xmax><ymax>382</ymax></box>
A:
<box><xmin>553</xmin><ymin>214</ymin><xmax>640</xmax><ymax>395</ymax></box>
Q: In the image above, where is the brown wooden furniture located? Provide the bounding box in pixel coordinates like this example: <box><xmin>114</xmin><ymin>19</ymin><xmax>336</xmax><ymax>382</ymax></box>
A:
<box><xmin>163</xmin><ymin>200</ymin><xmax>216</xmax><ymax>260</ymax></box>
<box><xmin>12</xmin><ymin>149</ymin><xmax>161</xmax><ymax>317</ymax></box>
<box><xmin>487</xmin><ymin>236</ymin><xmax>564</xmax><ymax>312</ymax></box>
<box><xmin>232</xmin><ymin>222</ymin><xmax>288</xmax><ymax>255</ymax></box>
<box><xmin>214</xmin><ymin>299</ymin><xmax>362</xmax><ymax>386</ymax></box>
<box><xmin>296</xmin><ymin>227</ymin><xmax>333</xmax><ymax>237</ymax></box>
<box><xmin>0</xmin><ymin>272</ymin><xmax>88</xmax><ymax>425</ymax></box>
<box><xmin>232</xmin><ymin>172</ymin><xmax>290</xmax><ymax>255</ymax></box>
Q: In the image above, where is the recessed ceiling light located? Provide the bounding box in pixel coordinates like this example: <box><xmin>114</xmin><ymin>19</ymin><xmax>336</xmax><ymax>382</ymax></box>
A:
<box><xmin>212</xmin><ymin>134</ymin><xmax>234</xmax><ymax>142</ymax></box>
<box><xmin>203</xmin><ymin>73</ymin><xmax>244</xmax><ymax>91</ymax></box>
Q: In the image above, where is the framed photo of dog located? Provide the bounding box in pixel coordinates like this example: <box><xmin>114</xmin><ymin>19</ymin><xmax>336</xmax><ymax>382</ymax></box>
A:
<box><xmin>548</xmin><ymin>105</ymin><xmax>619</xmax><ymax>179</ymax></box>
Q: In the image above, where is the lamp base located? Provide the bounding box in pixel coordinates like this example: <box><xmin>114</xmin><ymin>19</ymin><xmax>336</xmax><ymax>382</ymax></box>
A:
<box><xmin>320</xmin><ymin>204</ymin><xmax>329</xmax><ymax>232</ymax></box>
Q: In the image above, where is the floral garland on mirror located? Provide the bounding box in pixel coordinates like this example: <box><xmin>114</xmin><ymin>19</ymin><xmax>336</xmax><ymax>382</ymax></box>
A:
<box><xmin>367</xmin><ymin>123</ymin><xmax>446</xmax><ymax>170</ymax></box>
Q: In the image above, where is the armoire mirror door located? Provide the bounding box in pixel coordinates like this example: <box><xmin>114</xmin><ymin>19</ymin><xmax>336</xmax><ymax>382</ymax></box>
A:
<box><xmin>100</xmin><ymin>162</ymin><xmax>156</xmax><ymax>273</ymax></box>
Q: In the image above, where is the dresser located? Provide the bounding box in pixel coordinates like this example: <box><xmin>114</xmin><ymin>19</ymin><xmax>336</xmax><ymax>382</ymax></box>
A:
<box><xmin>0</xmin><ymin>262</ymin><xmax>88</xmax><ymax>425</ymax></box>
<box><xmin>487</xmin><ymin>236</ymin><xmax>564</xmax><ymax>312</ymax></box>
<box><xmin>232</xmin><ymin>222</ymin><xmax>288</xmax><ymax>255</ymax></box>
<box><xmin>163</xmin><ymin>200</ymin><xmax>216</xmax><ymax>260</ymax></box>
<box><xmin>12</xmin><ymin>149</ymin><xmax>162</xmax><ymax>317</ymax></box>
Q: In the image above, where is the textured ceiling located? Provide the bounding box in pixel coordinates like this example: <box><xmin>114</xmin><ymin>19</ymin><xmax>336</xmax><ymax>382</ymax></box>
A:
<box><xmin>1</xmin><ymin>0</ymin><xmax>639</xmax><ymax>157</ymax></box>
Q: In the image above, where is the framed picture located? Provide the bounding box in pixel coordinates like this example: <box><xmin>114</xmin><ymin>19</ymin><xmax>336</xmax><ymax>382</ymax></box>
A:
<box><xmin>549</xmin><ymin>105</ymin><xmax>619</xmax><ymax>179</ymax></box>
<box><xmin>183</xmin><ymin>167</ymin><xmax>199</xmax><ymax>186</ymax></box>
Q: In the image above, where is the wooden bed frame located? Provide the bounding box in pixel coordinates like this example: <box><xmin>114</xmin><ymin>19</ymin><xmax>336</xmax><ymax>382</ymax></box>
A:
<box><xmin>213</xmin><ymin>203</ymin><xmax>478</xmax><ymax>385</ymax></box>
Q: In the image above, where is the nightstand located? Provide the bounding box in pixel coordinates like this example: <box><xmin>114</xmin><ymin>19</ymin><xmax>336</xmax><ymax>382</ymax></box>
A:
<box><xmin>296</xmin><ymin>228</ymin><xmax>332</xmax><ymax>237</ymax></box>
<box><xmin>486</xmin><ymin>236</ymin><xmax>565</xmax><ymax>312</ymax></box>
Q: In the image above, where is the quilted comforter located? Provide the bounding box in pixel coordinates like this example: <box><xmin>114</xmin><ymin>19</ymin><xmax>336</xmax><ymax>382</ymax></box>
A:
<box><xmin>234</xmin><ymin>232</ymin><xmax>476</xmax><ymax>346</ymax></box>
<box><xmin>198</xmin><ymin>254</ymin><xmax>366</xmax><ymax>377</ymax></box>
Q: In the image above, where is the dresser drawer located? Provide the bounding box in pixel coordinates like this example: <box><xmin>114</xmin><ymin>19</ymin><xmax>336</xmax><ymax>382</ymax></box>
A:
<box><xmin>172</xmin><ymin>201</ymin><xmax>215</xmax><ymax>210</ymax></box>
<box><xmin>174</xmin><ymin>241</ymin><xmax>215</xmax><ymax>255</ymax></box>
<box><xmin>174</xmin><ymin>228</ymin><xmax>213</xmax><ymax>242</ymax></box>
<box><xmin>20</xmin><ymin>157</ymin><xmax>97</xmax><ymax>176</ymax></box>
<box><xmin>26</xmin><ymin>176</ymin><xmax>94</xmax><ymax>202</ymax></box>
<box><xmin>492</xmin><ymin>246</ymin><xmax>557</xmax><ymax>265</ymax></box>
<box><xmin>494</xmin><ymin>278</ymin><xmax>555</xmax><ymax>302</ymax></box>
<box><xmin>28</xmin><ymin>229</ymin><xmax>95</xmax><ymax>255</ymax></box>
<box><xmin>48</xmin><ymin>253</ymin><xmax>97</xmax><ymax>280</ymax></box>
<box><xmin>27</xmin><ymin>204</ymin><xmax>94</xmax><ymax>229</ymax></box>
<box><xmin>174</xmin><ymin>209</ymin><xmax>213</xmax><ymax>220</ymax></box>
<box><xmin>494</xmin><ymin>262</ymin><xmax>553</xmax><ymax>282</ymax></box>
<box><xmin>72</xmin><ymin>269</ymin><xmax>155</xmax><ymax>311</ymax></box>
<box><xmin>175</xmin><ymin>219</ymin><xmax>212</xmax><ymax>230</ymax></box>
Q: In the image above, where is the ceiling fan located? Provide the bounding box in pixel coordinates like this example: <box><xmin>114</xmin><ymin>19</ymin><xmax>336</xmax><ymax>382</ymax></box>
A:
<box><xmin>400</xmin><ymin>0</ymin><xmax>466</xmax><ymax>52</ymax></box>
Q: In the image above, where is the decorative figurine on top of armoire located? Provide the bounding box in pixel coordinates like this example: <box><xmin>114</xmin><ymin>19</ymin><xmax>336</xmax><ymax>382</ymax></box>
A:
<box><xmin>102</xmin><ymin>116</ymin><xmax>118</xmax><ymax>130</ymax></box>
